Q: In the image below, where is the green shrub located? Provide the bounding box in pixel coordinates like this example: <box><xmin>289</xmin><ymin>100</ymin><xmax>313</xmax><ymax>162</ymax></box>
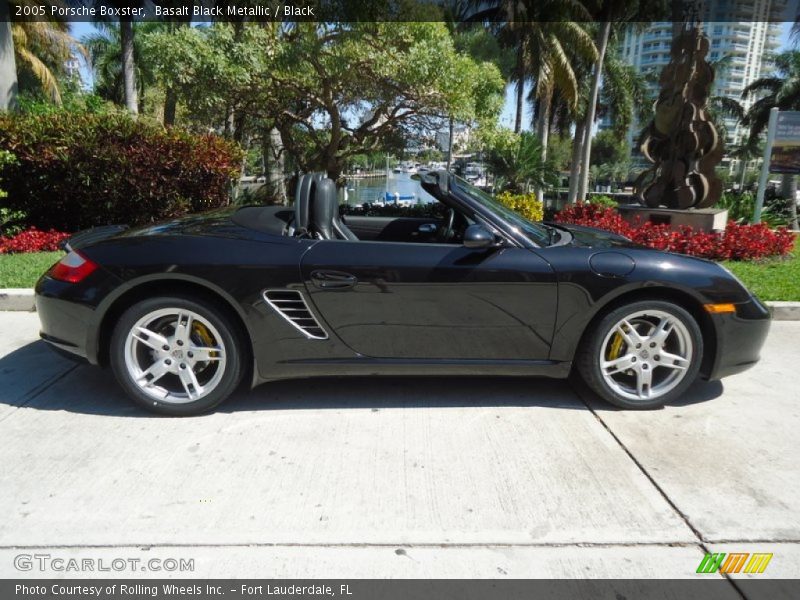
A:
<box><xmin>717</xmin><ymin>191</ymin><xmax>787</xmax><ymax>227</ymax></box>
<box><xmin>0</xmin><ymin>150</ymin><xmax>14</xmax><ymax>200</ymax></box>
<box><xmin>496</xmin><ymin>191</ymin><xmax>544</xmax><ymax>221</ymax></box>
<box><xmin>0</xmin><ymin>208</ymin><xmax>27</xmax><ymax>238</ymax></box>
<box><xmin>586</xmin><ymin>194</ymin><xmax>618</xmax><ymax>209</ymax></box>
<box><xmin>0</xmin><ymin>151</ymin><xmax>26</xmax><ymax>237</ymax></box>
<box><xmin>0</xmin><ymin>113</ymin><xmax>243</xmax><ymax>231</ymax></box>
<box><xmin>717</xmin><ymin>191</ymin><xmax>755</xmax><ymax>222</ymax></box>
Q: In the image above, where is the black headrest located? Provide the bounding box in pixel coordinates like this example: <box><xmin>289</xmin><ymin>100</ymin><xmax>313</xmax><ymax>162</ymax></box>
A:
<box><xmin>310</xmin><ymin>178</ymin><xmax>338</xmax><ymax>240</ymax></box>
<box><xmin>294</xmin><ymin>172</ymin><xmax>324</xmax><ymax>233</ymax></box>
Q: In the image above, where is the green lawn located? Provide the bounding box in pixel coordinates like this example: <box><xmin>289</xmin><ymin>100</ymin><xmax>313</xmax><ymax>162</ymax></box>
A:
<box><xmin>722</xmin><ymin>245</ymin><xmax>800</xmax><ymax>302</ymax></box>
<box><xmin>0</xmin><ymin>251</ymin><xmax>62</xmax><ymax>288</ymax></box>
<box><xmin>0</xmin><ymin>247</ymin><xmax>798</xmax><ymax>302</ymax></box>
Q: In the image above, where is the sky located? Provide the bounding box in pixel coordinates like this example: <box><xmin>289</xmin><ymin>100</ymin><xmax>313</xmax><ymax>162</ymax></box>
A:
<box><xmin>70</xmin><ymin>21</ymin><xmax>795</xmax><ymax>131</ymax></box>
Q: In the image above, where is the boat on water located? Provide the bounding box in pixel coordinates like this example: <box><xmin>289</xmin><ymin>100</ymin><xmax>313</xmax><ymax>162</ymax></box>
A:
<box><xmin>383</xmin><ymin>191</ymin><xmax>416</xmax><ymax>205</ymax></box>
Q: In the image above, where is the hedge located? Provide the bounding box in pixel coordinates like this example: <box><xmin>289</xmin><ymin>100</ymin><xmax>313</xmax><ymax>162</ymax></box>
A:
<box><xmin>555</xmin><ymin>203</ymin><xmax>796</xmax><ymax>261</ymax></box>
<box><xmin>0</xmin><ymin>113</ymin><xmax>243</xmax><ymax>231</ymax></box>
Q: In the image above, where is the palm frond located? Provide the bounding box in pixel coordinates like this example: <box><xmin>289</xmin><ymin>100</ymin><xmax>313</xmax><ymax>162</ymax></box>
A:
<box><xmin>14</xmin><ymin>46</ymin><xmax>62</xmax><ymax>104</ymax></box>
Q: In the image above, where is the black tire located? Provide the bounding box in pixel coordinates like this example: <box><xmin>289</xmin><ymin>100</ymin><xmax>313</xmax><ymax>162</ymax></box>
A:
<box><xmin>577</xmin><ymin>300</ymin><xmax>703</xmax><ymax>409</ymax></box>
<box><xmin>110</xmin><ymin>295</ymin><xmax>245</xmax><ymax>416</ymax></box>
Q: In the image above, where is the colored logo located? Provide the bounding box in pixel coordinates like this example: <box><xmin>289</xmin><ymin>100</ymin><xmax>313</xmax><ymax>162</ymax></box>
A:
<box><xmin>696</xmin><ymin>552</ymin><xmax>773</xmax><ymax>574</ymax></box>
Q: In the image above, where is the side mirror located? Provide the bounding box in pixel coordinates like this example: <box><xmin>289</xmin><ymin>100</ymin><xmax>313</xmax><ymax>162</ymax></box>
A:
<box><xmin>463</xmin><ymin>224</ymin><xmax>495</xmax><ymax>249</ymax></box>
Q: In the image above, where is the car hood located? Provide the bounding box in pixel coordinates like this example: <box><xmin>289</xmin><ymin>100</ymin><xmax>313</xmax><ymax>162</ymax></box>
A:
<box><xmin>549</xmin><ymin>223</ymin><xmax>640</xmax><ymax>249</ymax></box>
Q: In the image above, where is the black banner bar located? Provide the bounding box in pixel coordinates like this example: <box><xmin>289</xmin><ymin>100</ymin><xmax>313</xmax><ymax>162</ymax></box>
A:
<box><xmin>6</xmin><ymin>0</ymin><xmax>800</xmax><ymax>23</ymax></box>
<box><xmin>3</xmin><ymin>579</ymin><xmax>800</xmax><ymax>600</ymax></box>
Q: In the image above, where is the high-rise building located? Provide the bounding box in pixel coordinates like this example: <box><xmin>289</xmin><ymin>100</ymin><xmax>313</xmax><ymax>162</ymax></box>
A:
<box><xmin>613</xmin><ymin>1</ymin><xmax>788</xmax><ymax>171</ymax></box>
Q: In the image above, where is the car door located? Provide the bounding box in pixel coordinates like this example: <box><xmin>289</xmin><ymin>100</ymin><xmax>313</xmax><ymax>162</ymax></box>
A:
<box><xmin>300</xmin><ymin>240</ymin><xmax>558</xmax><ymax>360</ymax></box>
<box><xmin>341</xmin><ymin>215</ymin><xmax>443</xmax><ymax>242</ymax></box>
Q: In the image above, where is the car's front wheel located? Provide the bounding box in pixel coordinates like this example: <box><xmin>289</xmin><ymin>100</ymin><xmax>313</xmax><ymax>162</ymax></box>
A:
<box><xmin>577</xmin><ymin>300</ymin><xmax>703</xmax><ymax>409</ymax></box>
<box><xmin>110</xmin><ymin>296</ymin><xmax>244</xmax><ymax>416</ymax></box>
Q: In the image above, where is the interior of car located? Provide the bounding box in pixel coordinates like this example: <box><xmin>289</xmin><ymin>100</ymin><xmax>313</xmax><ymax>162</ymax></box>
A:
<box><xmin>231</xmin><ymin>172</ymin><xmax>473</xmax><ymax>245</ymax></box>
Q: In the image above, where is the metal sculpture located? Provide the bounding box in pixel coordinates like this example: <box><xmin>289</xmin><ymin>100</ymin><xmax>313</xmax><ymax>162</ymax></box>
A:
<box><xmin>635</xmin><ymin>25</ymin><xmax>723</xmax><ymax>209</ymax></box>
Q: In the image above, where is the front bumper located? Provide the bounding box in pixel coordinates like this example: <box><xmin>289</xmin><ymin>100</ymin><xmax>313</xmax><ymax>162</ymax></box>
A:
<box><xmin>706</xmin><ymin>296</ymin><xmax>771</xmax><ymax>381</ymax></box>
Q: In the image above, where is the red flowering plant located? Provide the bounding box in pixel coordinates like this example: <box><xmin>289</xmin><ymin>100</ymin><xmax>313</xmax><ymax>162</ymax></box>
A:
<box><xmin>0</xmin><ymin>227</ymin><xmax>70</xmax><ymax>254</ymax></box>
<box><xmin>554</xmin><ymin>204</ymin><xmax>796</xmax><ymax>261</ymax></box>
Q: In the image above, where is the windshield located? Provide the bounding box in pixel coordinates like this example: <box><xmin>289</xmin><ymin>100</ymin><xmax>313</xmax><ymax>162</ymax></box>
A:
<box><xmin>449</xmin><ymin>176</ymin><xmax>552</xmax><ymax>246</ymax></box>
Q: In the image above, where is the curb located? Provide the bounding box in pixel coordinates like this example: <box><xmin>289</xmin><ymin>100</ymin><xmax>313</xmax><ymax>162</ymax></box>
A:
<box><xmin>766</xmin><ymin>301</ymin><xmax>800</xmax><ymax>321</ymax></box>
<box><xmin>0</xmin><ymin>289</ymin><xmax>35</xmax><ymax>312</ymax></box>
<box><xmin>0</xmin><ymin>288</ymin><xmax>799</xmax><ymax>320</ymax></box>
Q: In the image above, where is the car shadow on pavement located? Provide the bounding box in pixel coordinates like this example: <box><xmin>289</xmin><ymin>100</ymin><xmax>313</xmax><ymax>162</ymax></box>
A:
<box><xmin>572</xmin><ymin>373</ymin><xmax>725</xmax><ymax>411</ymax></box>
<box><xmin>0</xmin><ymin>340</ymin><xmax>725</xmax><ymax>417</ymax></box>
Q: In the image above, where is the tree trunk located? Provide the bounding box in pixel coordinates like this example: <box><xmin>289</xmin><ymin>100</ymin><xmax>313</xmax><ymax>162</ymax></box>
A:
<box><xmin>782</xmin><ymin>173</ymin><xmax>799</xmax><ymax>230</ymax></box>
<box><xmin>576</xmin><ymin>20</ymin><xmax>612</xmax><ymax>201</ymax></box>
<box><xmin>163</xmin><ymin>87</ymin><xmax>177</xmax><ymax>126</ymax></box>
<box><xmin>263</xmin><ymin>127</ymin><xmax>287</xmax><ymax>205</ymax></box>
<box><xmin>223</xmin><ymin>104</ymin><xmax>234</xmax><ymax>138</ymax></box>
<box><xmin>737</xmin><ymin>158</ymin><xmax>747</xmax><ymax>190</ymax></box>
<box><xmin>120</xmin><ymin>18</ymin><xmax>138</xmax><ymax>115</ymax></box>
<box><xmin>446</xmin><ymin>116</ymin><xmax>454</xmax><ymax>170</ymax></box>
<box><xmin>0</xmin><ymin>3</ymin><xmax>18</xmax><ymax>111</ymax></box>
<box><xmin>535</xmin><ymin>91</ymin><xmax>552</xmax><ymax>201</ymax></box>
<box><xmin>514</xmin><ymin>43</ymin><xmax>525</xmax><ymax>134</ymax></box>
<box><xmin>567</xmin><ymin>120</ymin><xmax>585</xmax><ymax>204</ymax></box>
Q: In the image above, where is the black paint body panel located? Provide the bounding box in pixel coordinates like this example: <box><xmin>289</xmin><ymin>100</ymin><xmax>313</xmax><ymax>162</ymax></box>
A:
<box><xmin>35</xmin><ymin>181</ymin><xmax>770</xmax><ymax>391</ymax></box>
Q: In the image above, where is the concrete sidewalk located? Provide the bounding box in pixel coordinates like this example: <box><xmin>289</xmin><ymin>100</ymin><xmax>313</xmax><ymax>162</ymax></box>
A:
<box><xmin>0</xmin><ymin>312</ymin><xmax>797</xmax><ymax>582</ymax></box>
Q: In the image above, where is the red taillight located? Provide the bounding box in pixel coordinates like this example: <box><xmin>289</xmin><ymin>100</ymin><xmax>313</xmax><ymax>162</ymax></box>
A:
<box><xmin>49</xmin><ymin>250</ymin><xmax>98</xmax><ymax>283</ymax></box>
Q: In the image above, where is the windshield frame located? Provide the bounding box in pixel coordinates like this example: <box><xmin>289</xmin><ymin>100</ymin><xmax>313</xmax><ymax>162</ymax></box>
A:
<box><xmin>447</xmin><ymin>175</ymin><xmax>553</xmax><ymax>248</ymax></box>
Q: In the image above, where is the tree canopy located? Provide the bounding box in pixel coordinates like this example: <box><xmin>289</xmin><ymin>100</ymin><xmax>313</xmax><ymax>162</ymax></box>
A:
<box><xmin>147</xmin><ymin>22</ymin><xmax>504</xmax><ymax>181</ymax></box>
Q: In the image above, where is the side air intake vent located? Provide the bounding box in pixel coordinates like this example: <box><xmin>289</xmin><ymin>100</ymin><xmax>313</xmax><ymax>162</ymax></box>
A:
<box><xmin>262</xmin><ymin>290</ymin><xmax>328</xmax><ymax>340</ymax></box>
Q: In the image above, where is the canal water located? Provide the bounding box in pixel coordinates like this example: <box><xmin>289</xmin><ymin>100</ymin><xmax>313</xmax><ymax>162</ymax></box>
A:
<box><xmin>342</xmin><ymin>172</ymin><xmax>438</xmax><ymax>206</ymax></box>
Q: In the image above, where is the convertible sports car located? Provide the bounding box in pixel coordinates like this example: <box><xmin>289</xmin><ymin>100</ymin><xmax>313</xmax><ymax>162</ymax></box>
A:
<box><xmin>35</xmin><ymin>171</ymin><xmax>770</xmax><ymax>416</ymax></box>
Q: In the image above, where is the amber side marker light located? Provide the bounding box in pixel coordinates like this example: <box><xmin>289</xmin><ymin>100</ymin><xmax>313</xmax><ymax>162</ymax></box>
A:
<box><xmin>704</xmin><ymin>303</ymin><xmax>737</xmax><ymax>314</ymax></box>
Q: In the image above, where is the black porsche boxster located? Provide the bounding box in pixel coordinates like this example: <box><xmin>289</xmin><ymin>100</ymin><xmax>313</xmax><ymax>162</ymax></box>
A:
<box><xmin>35</xmin><ymin>171</ymin><xmax>770</xmax><ymax>415</ymax></box>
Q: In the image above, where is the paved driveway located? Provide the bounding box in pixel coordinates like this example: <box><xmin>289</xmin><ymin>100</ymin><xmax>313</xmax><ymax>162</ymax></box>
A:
<box><xmin>0</xmin><ymin>312</ymin><xmax>797</xmax><ymax>583</ymax></box>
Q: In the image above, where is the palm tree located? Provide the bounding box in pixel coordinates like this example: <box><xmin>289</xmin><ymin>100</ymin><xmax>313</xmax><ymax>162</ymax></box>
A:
<box><xmin>89</xmin><ymin>1</ymin><xmax>146</xmax><ymax>114</ymax></box>
<box><xmin>575</xmin><ymin>3</ymin><xmax>657</xmax><ymax>202</ymax></box>
<box><xmin>471</xmin><ymin>0</ymin><xmax>596</xmax><ymax>142</ymax></box>
<box><xmin>486</xmin><ymin>131</ymin><xmax>559</xmax><ymax>193</ymax></box>
<box><xmin>0</xmin><ymin>3</ymin><xmax>18</xmax><ymax>110</ymax></box>
<box><xmin>741</xmin><ymin>50</ymin><xmax>800</xmax><ymax>228</ymax></box>
<box><xmin>82</xmin><ymin>22</ymin><xmax>161</xmax><ymax>113</ymax></box>
<box><xmin>527</xmin><ymin>19</ymin><xmax>597</xmax><ymax>155</ymax></box>
<box><xmin>7</xmin><ymin>2</ymin><xmax>81</xmax><ymax>105</ymax></box>
<box><xmin>566</xmin><ymin>32</ymin><xmax>648</xmax><ymax>203</ymax></box>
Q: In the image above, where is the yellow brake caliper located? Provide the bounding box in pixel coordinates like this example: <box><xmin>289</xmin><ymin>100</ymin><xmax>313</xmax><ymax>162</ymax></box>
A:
<box><xmin>191</xmin><ymin>321</ymin><xmax>218</xmax><ymax>360</ymax></box>
<box><xmin>606</xmin><ymin>331</ymin><xmax>625</xmax><ymax>361</ymax></box>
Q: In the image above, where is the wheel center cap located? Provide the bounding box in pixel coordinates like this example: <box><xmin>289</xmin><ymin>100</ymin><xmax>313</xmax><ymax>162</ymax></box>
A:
<box><xmin>640</xmin><ymin>349</ymin><xmax>649</xmax><ymax>360</ymax></box>
<box><xmin>172</xmin><ymin>349</ymin><xmax>184</xmax><ymax>359</ymax></box>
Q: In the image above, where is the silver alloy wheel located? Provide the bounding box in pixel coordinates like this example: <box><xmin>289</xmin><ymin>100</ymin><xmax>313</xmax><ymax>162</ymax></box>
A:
<box><xmin>599</xmin><ymin>309</ymin><xmax>693</xmax><ymax>402</ymax></box>
<box><xmin>124</xmin><ymin>308</ymin><xmax>227</xmax><ymax>404</ymax></box>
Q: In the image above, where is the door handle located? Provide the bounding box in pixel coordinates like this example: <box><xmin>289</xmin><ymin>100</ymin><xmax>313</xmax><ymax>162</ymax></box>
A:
<box><xmin>310</xmin><ymin>270</ymin><xmax>358</xmax><ymax>289</ymax></box>
<box><xmin>418</xmin><ymin>223</ymin><xmax>437</xmax><ymax>234</ymax></box>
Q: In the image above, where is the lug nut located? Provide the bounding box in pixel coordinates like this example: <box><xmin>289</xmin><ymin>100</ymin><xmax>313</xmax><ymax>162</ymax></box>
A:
<box><xmin>642</xmin><ymin>364</ymin><xmax>649</xmax><ymax>370</ymax></box>
<box><xmin>162</xmin><ymin>344</ymin><xmax>169</xmax><ymax>351</ymax></box>
<box><xmin>180</xmin><ymin>363</ymin><xmax>186</xmax><ymax>369</ymax></box>
<box><xmin>654</xmin><ymin>355</ymin><xmax>660</xmax><ymax>361</ymax></box>
<box><xmin>636</xmin><ymin>343</ymin><xmax>642</xmax><ymax>349</ymax></box>
<box><xmin>631</xmin><ymin>357</ymin><xmax>637</xmax><ymax>362</ymax></box>
<box><xmin>165</xmin><ymin>359</ymin><xmax>172</xmax><ymax>365</ymax></box>
<box><xmin>187</xmin><ymin>351</ymin><xmax>194</xmax><ymax>358</ymax></box>
<box><xmin>177</xmin><ymin>340</ymin><xmax>184</xmax><ymax>346</ymax></box>
<box><xmin>650</xmin><ymin>342</ymin><xmax>656</xmax><ymax>348</ymax></box>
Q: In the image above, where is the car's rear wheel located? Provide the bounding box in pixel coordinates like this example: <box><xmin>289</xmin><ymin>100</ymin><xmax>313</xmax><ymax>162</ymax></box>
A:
<box><xmin>110</xmin><ymin>296</ymin><xmax>244</xmax><ymax>416</ymax></box>
<box><xmin>577</xmin><ymin>300</ymin><xmax>703</xmax><ymax>409</ymax></box>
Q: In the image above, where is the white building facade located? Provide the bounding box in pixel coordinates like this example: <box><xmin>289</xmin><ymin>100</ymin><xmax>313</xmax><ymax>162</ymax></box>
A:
<box><xmin>616</xmin><ymin>1</ymin><xmax>787</xmax><ymax>169</ymax></box>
